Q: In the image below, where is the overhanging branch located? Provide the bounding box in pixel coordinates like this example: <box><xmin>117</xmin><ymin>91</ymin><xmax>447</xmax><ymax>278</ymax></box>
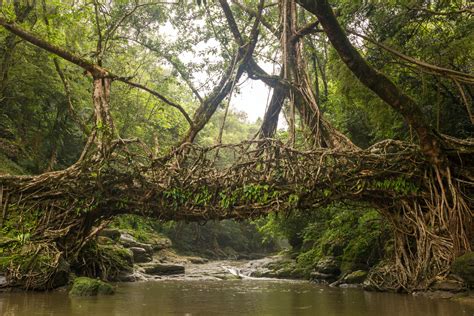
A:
<box><xmin>0</xmin><ymin>17</ymin><xmax>194</xmax><ymax>127</ymax></box>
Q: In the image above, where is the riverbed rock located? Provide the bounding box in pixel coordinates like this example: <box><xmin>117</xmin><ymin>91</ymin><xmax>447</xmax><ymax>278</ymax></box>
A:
<box><xmin>251</xmin><ymin>270</ymin><xmax>278</xmax><ymax>278</ymax></box>
<box><xmin>69</xmin><ymin>277</ymin><xmax>114</xmax><ymax>296</ymax></box>
<box><xmin>339</xmin><ymin>283</ymin><xmax>361</xmax><ymax>288</ymax></box>
<box><xmin>119</xmin><ymin>233</ymin><xmax>153</xmax><ymax>253</ymax></box>
<box><xmin>129</xmin><ymin>247</ymin><xmax>152</xmax><ymax>263</ymax></box>
<box><xmin>248</xmin><ymin>257</ymin><xmax>307</xmax><ymax>279</ymax></box>
<box><xmin>413</xmin><ymin>290</ymin><xmax>457</xmax><ymax>299</ymax></box>
<box><xmin>142</xmin><ymin>263</ymin><xmax>185</xmax><ymax>275</ymax></box>
<box><xmin>115</xmin><ymin>272</ymin><xmax>137</xmax><ymax>282</ymax></box>
<box><xmin>451</xmin><ymin>252</ymin><xmax>474</xmax><ymax>287</ymax></box>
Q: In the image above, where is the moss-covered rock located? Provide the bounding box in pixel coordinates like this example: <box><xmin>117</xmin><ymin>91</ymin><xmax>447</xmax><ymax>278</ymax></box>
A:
<box><xmin>129</xmin><ymin>247</ymin><xmax>152</xmax><ymax>263</ymax></box>
<box><xmin>119</xmin><ymin>233</ymin><xmax>153</xmax><ymax>253</ymax></box>
<box><xmin>69</xmin><ymin>277</ymin><xmax>114</xmax><ymax>296</ymax></box>
<box><xmin>97</xmin><ymin>236</ymin><xmax>114</xmax><ymax>245</ymax></box>
<box><xmin>146</xmin><ymin>235</ymin><xmax>172</xmax><ymax>251</ymax></box>
<box><xmin>321</xmin><ymin>239</ymin><xmax>344</xmax><ymax>257</ymax></box>
<box><xmin>103</xmin><ymin>245</ymin><xmax>134</xmax><ymax>269</ymax></box>
<box><xmin>452</xmin><ymin>252</ymin><xmax>474</xmax><ymax>287</ymax></box>
<box><xmin>310</xmin><ymin>271</ymin><xmax>337</xmax><ymax>283</ymax></box>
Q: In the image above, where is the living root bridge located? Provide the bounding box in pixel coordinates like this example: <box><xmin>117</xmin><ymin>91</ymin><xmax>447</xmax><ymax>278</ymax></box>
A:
<box><xmin>0</xmin><ymin>138</ymin><xmax>472</xmax><ymax>291</ymax></box>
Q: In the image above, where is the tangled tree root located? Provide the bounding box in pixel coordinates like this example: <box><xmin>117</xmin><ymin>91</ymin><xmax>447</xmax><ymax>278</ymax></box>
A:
<box><xmin>74</xmin><ymin>240</ymin><xmax>133</xmax><ymax>281</ymax></box>
<box><xmin>0</xmin><ymin>138</ymin><xmax>472</xmax><ymax>290</ymax></box>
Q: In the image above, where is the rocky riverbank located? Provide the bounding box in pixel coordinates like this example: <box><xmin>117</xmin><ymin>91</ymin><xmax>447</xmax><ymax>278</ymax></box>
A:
<box><xmin>250</xmin><ymin>253</ymin><xmax>474</xmax><ymax>302</ymax></box>
<box><xmin>5</xmin><ymin>224</ymin><xmax>471</xmax><ymax>304</ymax></box>
<box><xmin>95</xmin><ymin>228</ymin><xmax>474</xmax><ymax>300</ymax></box>
<box><xmin>96</xmin><ymin>228</ymin><xmax>199</xmax><ymax>282</ymax></box>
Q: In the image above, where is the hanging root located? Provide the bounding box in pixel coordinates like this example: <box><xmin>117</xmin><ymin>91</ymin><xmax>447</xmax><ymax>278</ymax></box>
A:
<box><xmin>367</xmin><ymin>162</ymin><xmax>473</xmax><ymax>291</ymax></box>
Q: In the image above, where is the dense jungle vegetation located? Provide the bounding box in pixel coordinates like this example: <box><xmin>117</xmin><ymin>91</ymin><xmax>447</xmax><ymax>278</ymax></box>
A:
<box><xmin>0</xmin><ymin>0</ymin><xmax>472</xmax><ymax>293</ymax></box>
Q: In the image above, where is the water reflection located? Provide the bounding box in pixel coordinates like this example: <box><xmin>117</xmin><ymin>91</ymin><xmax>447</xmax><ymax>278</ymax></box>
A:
<box><xmin>0</xmin><ymin>280</ymin><xmax>472</xmax><ymax>316</ymax></box>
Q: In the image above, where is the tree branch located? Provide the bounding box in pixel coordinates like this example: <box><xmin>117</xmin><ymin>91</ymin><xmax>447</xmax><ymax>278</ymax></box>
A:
<box><xmin>349</xmin><ymin>30</ymin><xmax>474</xmax><ymax>84</ymax></box>
<box><xmin>231</xmin><ymin>0</ymin><xmax>278</xmax><ymax>37</ymax></box>
<box><xmin>292</xmin><ymin>20</ymin><xmax>323</xmax><ymax>42</ymax></box>
<box><xmin>0</xmin><ymin>17</ymin><xmax>194</xmax><ymax>127</ymax></box>
<box><xmin>0</xmin><ymin>17</ymin><xmax>109</xmax><ymax>77</ymax></box>
<box><xmin>116</xmin><ymin>78</ymin><xmax>194</xmax><ymax>127</ymax></box>
<box><xmin>126</xmin><ymin>37</ymin><xmax>204</xmax><ymax>103</ymax></box>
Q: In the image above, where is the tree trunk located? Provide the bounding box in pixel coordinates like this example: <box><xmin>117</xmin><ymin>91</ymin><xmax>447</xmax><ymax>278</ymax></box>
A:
<box><xmin>259</xmin><ymin>71</ymin><xmax>288</xmax><ymax>138</ymax></box>
<box><xmin>297</xmin><ymin>0</ymin><xmax>444</xmax><ymax>165</ymax></box>
<box><xmin>92</xmin><ymin>77</ymin><xmax>113</xmax><ymax>154</ymax></box>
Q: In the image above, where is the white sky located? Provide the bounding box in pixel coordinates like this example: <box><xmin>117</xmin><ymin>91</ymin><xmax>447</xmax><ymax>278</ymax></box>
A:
<box><xmin>160</xmin><ymin>20</ymin><xmax>277</xmax><ymax>124</ymax></box>
<box><xmin>232</xmin><ymin>76</ymin><xmax>270</xmax><ymax>122</ymax></box>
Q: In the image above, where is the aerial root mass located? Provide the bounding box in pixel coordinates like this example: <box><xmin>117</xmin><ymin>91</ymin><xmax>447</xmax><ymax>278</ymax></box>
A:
<box><xmin>0</xmin><ymin>137</ymin><xmax>472</xmax><ymax>291</ymax></box>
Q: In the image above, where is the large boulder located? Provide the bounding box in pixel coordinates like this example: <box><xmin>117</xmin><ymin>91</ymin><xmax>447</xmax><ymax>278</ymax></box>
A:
<box><xmin>187</xmin><ymin>256</ymin><xmax>208</xmax><ymax>264</ymax></box>
<box><xmin>321</xmin><ymin>239</ymin><xmax>345</xmax><ymax>257</ymax></box>
<box><xmin>69</xmin><ymin>277</ymin><xmax>114</xmax><ymax>296</ymax></box>
<box><xmin>251</xmin><ymin>270</ymin><xmax>278</xmax><ymax>278</ymax></box>
<box><xmin>115</xmin><ymin>272</ymin><xmax>137</xmax><ymax>282</ymax></box>
<box><xmin>310</xmin><ymin>256</ymin><xmax>341</xmax><ymax>283</ymax></box>
<box><xmin>100</xmin><ymin>244</ymin><xmax>134</xmax><ymax>269</ymax></box>
<box><xmin>119</xmin><ymin>233</ymin><xmax>153</xmax><ymax>253</ymax></box>
<box><xmin>451</xmin><ymin>252</ymin><xmax>474</xmax><ymax>287</ymax></box>
<box><xmin>129</xmin><ymin>247</ymin><xmax>152</xmax><ymax>263</ymax></box>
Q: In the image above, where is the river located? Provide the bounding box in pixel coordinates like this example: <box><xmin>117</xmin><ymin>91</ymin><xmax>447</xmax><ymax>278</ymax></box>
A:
<box><xmin>1</xmin><ymin>279</ymin><xmax>473</xmax><ymax>316</ymax></box>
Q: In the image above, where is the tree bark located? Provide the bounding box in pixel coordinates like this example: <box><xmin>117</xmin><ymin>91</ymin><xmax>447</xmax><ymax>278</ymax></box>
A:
<box><xmin>92</xmin><ymin>77</ymin><xmax>114</xmax><ymax>154</ymax></box>
<box><xmin>259</xmin><ymin>78</ymin><xmax>288</xmax><ymax>138</ymax></box>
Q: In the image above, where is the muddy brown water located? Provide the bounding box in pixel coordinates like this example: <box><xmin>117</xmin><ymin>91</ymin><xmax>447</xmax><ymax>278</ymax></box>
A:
<box><xmin>1</xmin><ymin>279</ymin><xmax>473</xmax><ymax>316</ymax></box>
